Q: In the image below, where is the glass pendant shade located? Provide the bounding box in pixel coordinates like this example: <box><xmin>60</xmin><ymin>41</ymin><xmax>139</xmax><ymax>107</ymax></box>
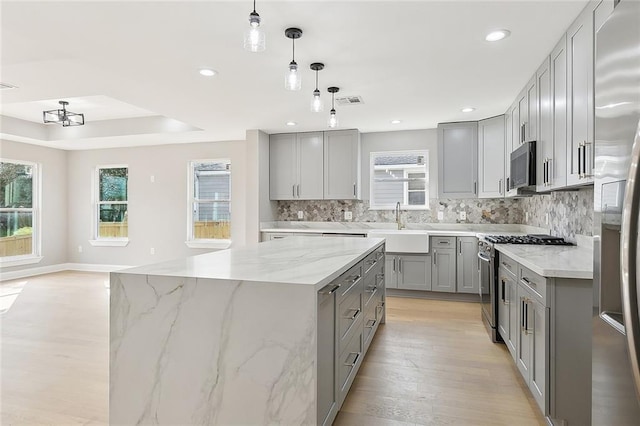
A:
<box><xmin>243</xmin><ymin>12</ymin><xmax>265</xmax><ymax>52</ymax></box>
<box><xmin>285</xmin><ymin>61</ymin><xmax>301</xmax><ymax>91</ymax></box>
<box><xmin>311</xmin><ymin>89</ymin><xmax>324</xmax><ymax>112</ymax></box>
<box><xmin>328</xmin><ymin>109</ymin><xmax>338</xmax><ymax>128</ymax></box>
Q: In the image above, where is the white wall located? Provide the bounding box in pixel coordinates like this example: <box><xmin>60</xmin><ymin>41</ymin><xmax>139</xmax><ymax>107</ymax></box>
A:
<box><xmin>360</xmin><ymin>129</ymin><xmax>438</xmax><ymax>201</ymax></box>
<box><xmin>0</xmin><ymin>139</ymin><xmax>68</xmax><ymax>272</ymax></box>
<box><xmin>66</xmin><ymin>140</ymin><xmax>250</xmax><ymax>266</ymax></box>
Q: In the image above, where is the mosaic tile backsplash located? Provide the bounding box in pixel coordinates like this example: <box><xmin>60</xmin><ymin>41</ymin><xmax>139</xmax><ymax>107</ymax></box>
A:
<box><xmin>520</xmin><ymin>186</ymin><xmax>594</xmax><ymax>242</ymax></box>
<box><xmin>277</xmin><ymin>186</ymin><xmax>595</xmax><ymax>243</ymax></box>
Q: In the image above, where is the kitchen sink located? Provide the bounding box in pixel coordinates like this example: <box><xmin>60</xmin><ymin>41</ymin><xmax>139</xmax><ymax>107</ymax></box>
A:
<box><xmin>367</xmin><ymin>230</ymin><xmax>429</xmax><ymax>253</ymax></box>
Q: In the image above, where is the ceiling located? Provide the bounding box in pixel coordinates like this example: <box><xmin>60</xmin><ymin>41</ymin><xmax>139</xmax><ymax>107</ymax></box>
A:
<box><xmin>0</xmin><ymin>0</ymin><xmax>588</xmax><ymax>150</ymax></box>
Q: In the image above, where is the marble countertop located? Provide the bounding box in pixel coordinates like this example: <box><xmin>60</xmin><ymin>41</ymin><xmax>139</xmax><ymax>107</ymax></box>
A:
<box><xmin>495</xmin><ymin>244</ymin><xmax>593</xmax><ymax>279</ymax></box>
<box><xmin>117</xmin><ymin>237</ymin><xmax>385</xmax><ymax>288</ymax></box>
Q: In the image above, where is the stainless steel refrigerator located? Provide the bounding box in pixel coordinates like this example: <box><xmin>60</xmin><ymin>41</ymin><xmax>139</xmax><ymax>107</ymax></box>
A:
<box><xmin>593</xmin><ymin>0</ymin><xmax>640</xmax><ymax>424</ymax></box>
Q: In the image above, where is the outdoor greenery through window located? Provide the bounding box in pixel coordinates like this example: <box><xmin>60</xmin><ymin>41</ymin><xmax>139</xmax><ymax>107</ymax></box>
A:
<box><xmin>0</xmin><ymin>160</ymin><xmax>37</xmax><ymax>258</ymax></box>
<box><xmin>189</xmin><ymin>160</ymin><xmax>231</xmax><ymax>241</ymax></box>
<box><xmin>97</xmin><ymin>166</ymin><xmax>128</xmax><ymax>239</ymax></box>
<box><xmin>370</xmin><ymin>151</ymin><xmax>429</xmax><ymax>209</ymax></box>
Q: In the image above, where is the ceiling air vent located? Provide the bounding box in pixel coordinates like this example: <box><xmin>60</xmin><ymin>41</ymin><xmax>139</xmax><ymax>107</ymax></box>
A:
<box><xmin>0</xmin><ymin>82</ymin><xmax>18</xmax><ymax>90</ymax></box>
<box><xmin>336</xmin><ymin>96</ymin><xmax>364</xmax><ymax>106</ymax></box>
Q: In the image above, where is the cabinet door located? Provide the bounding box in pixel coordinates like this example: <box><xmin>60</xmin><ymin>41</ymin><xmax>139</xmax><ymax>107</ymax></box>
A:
<box><xmin>324</xmin><ymin>130</ymin><xmax>360</xmax><ymax>200</ymax></box>
<box><xmin>437</xmin><ymin>122</ymin><xmax>478</xmax><ymax>199</ymax></box>
<box><xmin>550</xmin><ymin>36</ymin><xmax>569</xmax><ymax>189</ymax></box>
<box><xmin>297</xmin><ymin>132</ymin><xmax>324</xmax><ymax>200</ymax></box>
<box><xmin>566</xmin><ymin>6</ymin><xmax>595</xmax><ymax>186</ymax></box>
<box><xmin>456</xmin><ymin>237</ymin><xmax>479</xmax><ymax>294</ymax></box>
<box><xmin>384</xmin><ymin>256</ymin><xmax>397</xmax><ymax>288</ymax></box>
<box><xmin>397</xmin><ymin>254</ymin><xmax>431</xmax><ymax>291</ymax></box>
<box><xmin>506</xmin><ymin>274</ymin><xmax>518</xmax><ymax>358</ymax></box>
<box><xmin>518</xmin><ymin>90</ymin><xmax>528</xmax><ymax>145</ymax></box>
<box><xmin>526</xmin><ymin>76</ymin><xmax>537</xmax><ymax>142</ymax></box>
<box><xmin>497</xmin><ymin>271</ymin><xmax>510</xmax><ymax>342</ymax></box>
<box><xmin>506</xmin><ymin>103</ymin><xmax>519</xmax><ymax>196</ymax></box>
<box><xmin>516</xmin><ymin>285</ymin><xmax>532</xmax><ymax>383</ymax></box>
<box><xmin>317</xmin><ymin>288</ymin><xmax>337</xmax><ymax>426</ymax></box>
<box><xmin>478</xmin><ymin>116</ymin><xmax>506</xmax><ymax>198</ymax></box>
<box><xmin>269</xmin><ymin>134</ymin><xmax>297</xmax><ymax>200</ymax></box>
<box><xmin>431</xmin><ymin>249</ymin><xmax>456</xmax><ymax>292</ymax></box>
<box><xmin>530</xmin><ymin>299</ymin><xmax>549</xmax><ymax>415</ymax></box>
<box><xmin>537</xmin><ymin>57</ymin><xmax>553</xmax><ymax>191</ymax></box>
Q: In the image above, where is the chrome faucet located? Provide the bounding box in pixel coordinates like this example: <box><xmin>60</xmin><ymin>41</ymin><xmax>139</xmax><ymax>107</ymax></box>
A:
<box><xmin>396</xmin><ymin>202</ymin><xmax>402</xmax><ymax>230</ymax></box>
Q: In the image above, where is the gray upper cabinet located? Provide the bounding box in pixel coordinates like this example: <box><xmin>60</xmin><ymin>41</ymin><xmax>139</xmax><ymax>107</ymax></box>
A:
<box><xmin>536</xmin><ymin>57</ymin><xmax>553</xmax><ymax>191</ymax></box>
<box><xmin>504</xmin><ymin>106</ymin><xmax>518</xmax><ymax>197</ymax></box>
<box><xmin>269</xmin><ymin>132</ymin><xmax>323</xmax><ymax>200</ymax></box>
<box><xmin>324</xmin><ymin>130</ymin><xmax>361</xmax><ymax>200</ymax></box>
<box><xmin>566</xmin><ymin>3</ymin><xmax>595</xmax><ymax>187</ymax></box>
<box><xmin>456</xmin><ymin>237</ymin><xmax>479</xmax><ymax>294</ymax></box>
<box><xmin>478</xmin><ymin>116</ymin><xmax>506</xmax><ymax>198</ymax></box>
<box><xmin>550</xmin><ymin>36</ymin><xmax>569</xmax><ymax>189</ymax></box>
<box><xmin>437</xmin><ymin>122</ymin><xmax>478</xmax><ymax>199</ymax></box>
<box><xmin>431</xmin><ymin>248</ymin><xmax>456</xmax><ymax>292</ymax></box>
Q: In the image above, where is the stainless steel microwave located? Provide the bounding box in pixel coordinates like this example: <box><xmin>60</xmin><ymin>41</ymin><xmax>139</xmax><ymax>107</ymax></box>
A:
<box><xmin>510</xmin><ymin>141</ymin><xmax>536</xmax><ymax>189</ymax></box>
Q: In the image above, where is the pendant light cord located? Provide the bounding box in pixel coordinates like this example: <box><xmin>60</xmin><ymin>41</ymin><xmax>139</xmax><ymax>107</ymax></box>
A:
<box><xmin>292</xmin><ymin>37</ymin><xmax>296</xmax><ymax>62</ymax></box>
<box><xmin>315</xmin><ymin>70</ymin><xmax>319</xmax><ymax>90</ymax></box>
<box><xmin>253</xmin><ymin>0</ymin><xmax>256</xmax><ymax>13</ymax></box>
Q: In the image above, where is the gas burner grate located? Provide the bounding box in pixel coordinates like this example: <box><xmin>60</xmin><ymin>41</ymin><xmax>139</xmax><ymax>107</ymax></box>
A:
<box><xmin>483</xmin><ymin>234</ymin><xmax>573</xmax><ymax>245</ymax></box>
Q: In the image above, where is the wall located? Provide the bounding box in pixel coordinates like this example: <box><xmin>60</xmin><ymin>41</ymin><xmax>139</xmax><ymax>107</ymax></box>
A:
<box><xmin>520</xmin><ymin>186</ymin><xmax>594</xmax><ymax>242</ymax></box>
<box><xmin>0</xmin><ymin>139</ymin><xmax>68</xmax><ymax>272</ymax></box>
<box><xmin>66</xmin><ymin>140</ymin><xmax>250</xmax><ymax>266</ymax></box>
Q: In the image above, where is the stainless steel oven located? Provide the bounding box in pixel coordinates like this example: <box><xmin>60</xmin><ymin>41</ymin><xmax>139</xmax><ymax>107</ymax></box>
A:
<box><xmin>478</xmin><ymin>239</ymin><xmax>501</xmax><ymax>343</ymax></box>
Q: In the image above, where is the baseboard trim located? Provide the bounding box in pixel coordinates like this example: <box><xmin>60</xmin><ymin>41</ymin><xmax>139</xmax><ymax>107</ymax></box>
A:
<box><xmin>386</xmin><ymin>289</ymin><xmax>479</xmax><ymax>303</ymax></box>
<box><xmin>1</xmin><ymin>263</ymin><xmax>131</xmax><ymax>281</ymax></box>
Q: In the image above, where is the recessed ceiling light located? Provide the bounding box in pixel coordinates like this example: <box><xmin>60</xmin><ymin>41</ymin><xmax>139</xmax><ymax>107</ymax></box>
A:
<box><xmin>199</xmin><ymin>68</ymin><xmax>217</xmax><ymax>77</ymax></box>
<box><xmin>485</xmin><ymin>30</ymin><xmax>511</xmax><ymax>42</ymax></box>
<box><xmin>391</xmin><ymin>120</ymin><xmax>402</xmax><ymax>125</ymax></box>
<box><xmin>286</xmin><ymin>121</ymin><xmax>297</xmax><ymax>126</ymax></box>
<box><xmin>461</xmin><ymin>107</ymin><xmax>475</xmax><ymax>113</ymax></box>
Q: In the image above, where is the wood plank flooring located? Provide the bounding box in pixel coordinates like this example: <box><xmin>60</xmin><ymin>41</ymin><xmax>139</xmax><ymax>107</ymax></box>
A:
<box><xmin>0</xmin><ymin>272</ymin><xmax>544</xmax><ymax>425</ymax></box>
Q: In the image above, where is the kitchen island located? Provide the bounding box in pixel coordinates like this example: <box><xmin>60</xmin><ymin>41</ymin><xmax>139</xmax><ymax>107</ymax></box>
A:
<box><xmin>110</xmin><ymin>236</ymin><xmax>385</xmax><ymax>425</ymax></box>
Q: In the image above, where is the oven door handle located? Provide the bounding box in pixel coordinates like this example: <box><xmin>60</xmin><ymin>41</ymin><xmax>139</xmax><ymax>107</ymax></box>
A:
<box><xmin>477</xmin><ymin>252</ymin><xmax>491</xmax><ymax>262</ymax></box>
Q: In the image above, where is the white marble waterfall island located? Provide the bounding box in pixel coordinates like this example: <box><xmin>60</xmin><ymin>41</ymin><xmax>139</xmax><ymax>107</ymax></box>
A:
<box><xmin>110</xmin><ymin>236</ymin><xmax>386</xmax><ymax>425</ymax></box>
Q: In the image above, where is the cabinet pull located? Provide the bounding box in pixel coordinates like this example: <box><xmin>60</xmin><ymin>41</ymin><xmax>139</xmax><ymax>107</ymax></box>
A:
<box><xmin>459</xmin><ymin>240</ymin><xmax>462</xmax><ymax>255</ymax></box>
<box><xmin>501</xmin><ymin>279</ymin><xmax>506</xmax><ymax>303</ymax></box>
<box><xmin>344</xmin><ymin>308</ymin><xmax>360</xmax><ymax>320</ymax></box>
<box><xmin>344</xmin><ymin>351</ymin><xmax>360</xmax><ymax>367</ymax></box>
<box><xmin>521</xmin><ymin>297</ymin><xmax>526</xmax><ymax>330</ymax></box>
<box><xmin>366</xmin><ymin>284</ymin><xmax>377</xmax><ymax>293</ymax></box>
<box><xmin>582</xmin><ymin>142</ymin><xmax>588</xmax><ymax>178</ymax></box>
<box><xmin>578</xmin><ymin>142</ymin><xmax>584</xmax><ymax>177</ymax></box>
<box><xmin>499</xmin><ymin>179</ymin><xmax>502</xmax><ymax>195</ymax></box>
<box><xmin>353</xmin><ymin>183</ymin><xmax>357</xmax><ymax>198</ymax></box>
<box><xmin>344</xmin><ymin>274</ymin><xmax>360</xmax><ymax>285</ymax></box>
<box><xmin>521</xmin><ymin>123</ymin><xmax>526</xmax><ymax>143</ymax></box>
<box><xmin>433</xmin><ymin>251</ymin><xmax>437</xmax><ymax>266</ymax></box>
<box><xmin>543</xmin><ymin>159</ymin><xmax>548</xmax><ymax>186</ymax></box>
<box><xmin>292</xmin><ymin>184</ymin><xmax>296</xmax><ymax>197</ymax></box>
<box><xmin>522</xmin><ymin>276</ymin><xmax>533</xmax><ymax>286</ymax></box>
<box><xmin>501</xmin><ymin>261</ymin><xmax>511</xmax><ymax>270</ymax></box>
<box><xmin>297</xmin><ymin>184</ymin><xmax>300</xmax><ymax>197</ymax></box>
<box><xmin>474</xmin><ymin>181</ymin><xmax>477</xmax><ymax>195</ymax></box>
<box><xmin>398</xmin><ymin>258</ymin><xmax>402</xmax><ymax>273</ymax></box>
<box><xmin>319</xmin><ymin>284</ymin><xmax>340</xmax><ymax>295</ymax></box>
<box><xmin>393</xmin><ymin>258</ymin><xmax>396</xmax><ymax>272</ymax></box>
<box><xmin>506</xmin><ymin>177</ymin><xmax>510</xmax><ymax>192</ymax></box>
<box><xmin>365</xmin><ymin>319</ymin><xmax>376</xmax><ymax>328</ymax></box>
<box><xmin>524</xmin><ymin>299</ymin><xmax>531</xmax><ymax>335</ymax></box>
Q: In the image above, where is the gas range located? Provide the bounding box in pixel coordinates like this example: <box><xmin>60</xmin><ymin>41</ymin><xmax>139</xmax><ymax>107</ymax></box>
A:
<box><xmin>482</xmin><ymin>234</ymin><xmax>573</xmax><ymax>246</ymax></box>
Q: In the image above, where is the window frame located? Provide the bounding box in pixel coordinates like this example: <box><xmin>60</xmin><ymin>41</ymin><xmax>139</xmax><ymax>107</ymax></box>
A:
<box><xmin>185</xmin><ymin>159</ymin><xmax>232</xmax><ymax>249</ymax></box>
<box><xmin>369</xmin><ymin>150</ymin><xmax>429</xmax><ymax>211</ymax></box>
<box><xmin>0</xmin><ymin>158</ymin><xmax>43</xmax><ymax>267</ymax></box>
<box><xmin>89</xmin><ymin>164</ymin><xmax>129</xmax><ymax>247</ymax></box>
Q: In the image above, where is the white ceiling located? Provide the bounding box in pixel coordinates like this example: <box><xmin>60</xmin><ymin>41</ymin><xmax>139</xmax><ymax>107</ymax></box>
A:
<box><xmin>0</xmin><ymin>0</ymin><xmax>588</xmax><ymax>150</ymax></box>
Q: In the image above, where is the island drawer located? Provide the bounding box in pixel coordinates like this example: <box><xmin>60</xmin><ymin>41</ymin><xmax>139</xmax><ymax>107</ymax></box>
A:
<box><xmin>338</xmin><ymin>326</ymin><xmax>363</xmax><ymax>406</ymax></box>
<box><xmin>337</xmin><ymin>282</ymin><xmax>363</xmax><ymax>349</ymax></box>
<box><xmin>500</xmin><ymin>255</ymin><xmax>517</xmax><ymax>278</ymax></box>
<box><xmin>431</xmin><ymin>236</ymin><xmax>456</xmax><ymax>248</ymax></box>
<box><xmin>363</xmin><ymin>262</ymin><xmax>383</xmax><ymax>308</ymax></box>
<box><xmin>336</xmin><ymin>263</ymin><xmax>363</xmax><ymax>300</ymax></box>
<box><xmin>363</xmin><ymin>302</ymin><xmax>378</xmax><ymax>351</ymax></box>
<box><xmin>363</xmin><ymin>247</ymin><xmax>385</xmax><ymax>274</ymax></box>
<box><xmin>519</xmin><ymin>265</ymin><xmax>548</xmax><ymax>305</ymax></box>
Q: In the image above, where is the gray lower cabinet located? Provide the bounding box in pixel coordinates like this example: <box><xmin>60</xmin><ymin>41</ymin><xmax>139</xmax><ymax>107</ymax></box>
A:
<box><xmin>431</xmin><ymin>248</ymin><xmax>456</xmax><ymax>292</ymax></box>
<box><xmin>456</xmin><ymin>237</ymin><xmax>479</xmax><ymax>294</ymax></box>
<box><xmin>385</xmin><ymin>253</ymin><xmax>431</xmax><ymax>291</ymax></box>
<box><xmin>317</xmin><ymin>284</ymin><xmax>338</xmax><ymax>426</ymax></box>
<box><xmin>497</xmin><ymin>264</ymin><xmax>518</xmax><ymax>358</ymax></box>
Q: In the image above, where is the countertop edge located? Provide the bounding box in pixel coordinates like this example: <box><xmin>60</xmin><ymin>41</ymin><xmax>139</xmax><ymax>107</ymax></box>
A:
<box><xmin>495</xmin><ymin>245</ymin><xmax>593</xmax><ymax>279</ymax></box>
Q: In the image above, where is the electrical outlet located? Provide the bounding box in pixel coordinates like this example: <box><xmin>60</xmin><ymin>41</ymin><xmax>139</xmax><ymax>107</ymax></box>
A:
<box><xmin>437</xmin><ymin>211</ymin><xmax>444</xmax><ymax>221</ymax></box>
<box><xmin>344</xmin><ymin>211</ymin><xmax>353</xmax><ymax>220</ymax></box>
<box><xmin>78</xmin><ymin>245</ymin><xmax>83</xmax><ymax>253</ymax></box>
<box><xmin>297</xmin><ymin>211</ymin><xmax>304</xmax><ymax>220</ymax></box>
<box><xmin>545</xmin><ymin>213</ymin><xmax>550</xmax><ymax>225</ymax></box>
<box><xmin>150</xmin><ymin>247</ymin><xmax>155</xmax><ymax>255</ymax></box>
<box><xmin>459</xmin><ymin>211</ymin><xmax>467</xmax><ymax>220</ymax></box>
<box><xmin>150</xmin><ymin>175</ymin><xmax>155</xmax><ymax>183</ymax></box>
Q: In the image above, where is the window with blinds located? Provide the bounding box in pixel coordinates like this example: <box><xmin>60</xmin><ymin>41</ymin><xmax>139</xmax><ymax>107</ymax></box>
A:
<box><xmin>370</xmin><ymin>151</ymin><xmax>428</xmax><ymax>210</ymax></box>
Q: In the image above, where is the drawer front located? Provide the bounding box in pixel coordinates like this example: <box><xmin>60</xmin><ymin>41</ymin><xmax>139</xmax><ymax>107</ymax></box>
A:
<box><xmin>363</xmin><ymin>247</ymin><xmax>385</xmax><ymax>274</ymax></box>
<box><xmin>499</xmin><ymin>255</ymin><xmax>517</xmax><ymax>278</ymax></box>
<box><xmin>519</xmin><ymin>266</ymin><xmax>547</xmax><ymax>305</ymax></box>
<box><xmin>431</xmin><ymin>236</ymin><xmax>456</xmax><ymax>248</ymax></box>
<box><xmin>338</xmin><ymin>328</ymin><xmax>363</xmax><ymax>404</ymax></box>
<box><xmin>363</xmin><ymin>302</ymin><xmax>377</xmax><ymax>349</ymax></box>
<box><xmin>337</xmin><ymin>282</ymin><xmax>363</xmax><ymax>350</ymax></box>
<box><xmin>336</xmin><ymin>263</ymin><xmax>363</xmax><ymax>301</ymax></box>
<box><xmin>363</xmin><ymin>263</ymin><xmax>384</xmax><ymax>308</ymax></box>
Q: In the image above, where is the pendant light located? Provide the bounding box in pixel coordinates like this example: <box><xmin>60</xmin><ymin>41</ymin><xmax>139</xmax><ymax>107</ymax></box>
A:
<box><xmin>243</xmin><ymin>0</ymin><xmax>265</xmax><ymax>52</ymax></box>
<box><xmin>43</xmin><ymin>101</ymin><xmax>85</xmax><ymax>127</ymax></box>
<box><xmin>310</xmin><ymin>63</ymin><xmax>324</xmax><ymax>112</ymax></box>
<box><xmin>327</xmin><ymin>87</ymin><xmax>339</xmax><ymax>128</ymax></box>
<box><xmin>284</xmin><ymin>28</ymin><xmax>302</xmax><ymax>91</ymax></box>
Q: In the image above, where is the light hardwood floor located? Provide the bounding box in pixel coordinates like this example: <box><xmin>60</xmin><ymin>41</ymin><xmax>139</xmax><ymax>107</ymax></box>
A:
<box><xmin>0</xmin><ymin>272</ymin><xmax>544</xmax><ymax>425</ymax></box>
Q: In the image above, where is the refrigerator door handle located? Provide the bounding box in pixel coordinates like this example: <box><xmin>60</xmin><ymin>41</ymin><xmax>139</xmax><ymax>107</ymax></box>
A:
<box><xmin>621</xmin><ymin>120</ymin><xmax>640</xmax><ymax>399</ymax></box>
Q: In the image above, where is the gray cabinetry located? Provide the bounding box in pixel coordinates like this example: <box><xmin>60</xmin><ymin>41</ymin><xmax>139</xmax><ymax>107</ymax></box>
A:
<box><xmin>324</xmin><ymin>129</ymin><xmax>361</xmax><ymax>200</ymax></box>
<box><xmin>317</xmin><ymin>283</ymin><xmax>338</xmax><ymax>426</ymax></box>
<box><xmin>550</xmin><ymin>36</ymin><xmax>569</xmax><ymax>189</ymax></box>
<box><xmin>478</xmin><ymin>116</ymin><xmax>506</xmax><ymax>198</ymax></box>
<box><xmin>437</xmin><ymin>122</ymin><xmax>478</xmax><ymax>199</ymax></box>
<box><xmin>269</xmin><ymin>132</ymin><xmax>324</xmax><ymax>200</ymax></box>
<box><xmin>431</xmin><ymin>236</ymin><xmax>456</xmax><ymax>292</ymax></box>
<box><xmin>497</xmin><ymin>267</ymin><xmax>517</xmax><ymax>358</ymax></box>
<box><xmin>536</xmin><ymin>56</ymin><xmax>553</xmax><ymax>191</ymax></box>
<box><xmin>385</xmin><ymin>253</ymin><xmax>431</xmax><ymax>291</ymax></box>
<box><xmin>456</xmin><ymin>237</ymin><xmax>479</xmax><ymax>294</ymax></box>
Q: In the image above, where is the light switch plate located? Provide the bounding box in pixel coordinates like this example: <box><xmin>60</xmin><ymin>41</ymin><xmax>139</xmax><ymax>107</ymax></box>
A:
<box><xmin>437</xmin><ymin>211</ymin><xmax>444</xmax><ymax>221</ymax></box>
<box><xmin>525</xmin><ymin>212</ymin><xmax>530</xmax><ymax>222</ymax></box>
<box><xmin>459</xmin><ymin>211</ymin><xmax>467</xmax><ymax>220</ymax></box>
<box><xmin>344</xmin><ymin>211</ymin><xmax>353</xmax><ymax>220</ymax></box>
<box><xmin>297</xmin><ymin>211</ymin><xmax>304</xmax><ymax>219</ymax></box>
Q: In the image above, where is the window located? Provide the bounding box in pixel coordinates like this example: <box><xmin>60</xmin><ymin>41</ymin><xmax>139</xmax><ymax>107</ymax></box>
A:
<box><xmin>370</xmin><ymin>151</ymin><xmax>429</xmax><ymax>210</ymax></box>
<box><xmin>186</xmin><ymin>160</ymin><xmax>231</xmax><ymax>249</ymax></box>
<box><xmin>92</xmin><ymin>166</ymin><xmax>128</xmax><ymax>245</ymax></box>
<box><xmin>0</xmin><ymin>159</ymin><xmax>41</xmax><ymax>265</ymax></box>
